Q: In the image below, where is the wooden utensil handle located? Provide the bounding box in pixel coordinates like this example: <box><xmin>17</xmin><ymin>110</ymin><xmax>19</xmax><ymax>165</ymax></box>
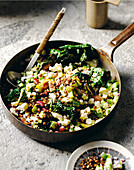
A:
<box><xmin>36</xmin><ymin>8</ymin><xmax>66</xmax><ymax>54</ymax></box>
<box><xmin>107</xmin><ymin>0</ymin><xmax>121</xmax><ymax>6</ymax></box>
<box><xmin>111</xmin><ymin>22</ymin><xmax>134</xmax><ymax>47</ymax></box>
<box><xmin>100</xmin><ymin>22</ymin><xmax>134</xmax><ymax>61</ymax></box>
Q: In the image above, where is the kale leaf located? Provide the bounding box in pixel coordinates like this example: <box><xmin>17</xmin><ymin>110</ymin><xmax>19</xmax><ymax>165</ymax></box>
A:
<box><xmin>49</xmin><ymin>44</ymin><xmax>99</xmax><ymax>66</ymax></box>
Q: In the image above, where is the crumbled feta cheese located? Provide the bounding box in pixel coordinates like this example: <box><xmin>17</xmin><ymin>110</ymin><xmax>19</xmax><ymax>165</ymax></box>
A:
<box><xmin>113</xmin><ymin>92</ymin><xmax>118</xmax><ymax>96</ymax></box>
<box><xmin>92</xmin><ymin>73</ymin><xmax>97</xmax><ymax>77</ymax></box>
<box><xmin>30</xmin><ymin>116</ymin><xmax>38</xmax><ymax>122</ymax></box>
<box><xmin>95</xmin><ymin>101</ymin><xmax>100</xmax><ymax>108</ymax></box>
<box><xmin>112</xmin><ymin>82</ymin><xmax>117</xmax><ymax>89</ymax></box>
<box><xmin>70</xmin><ymin>124</ymin><xmax>74</xmax><ymax>129</ymax></box>
<box><xmin>104</xmin><ymin>157</ymin><xmax>112</xmax><ymax>169</ymax></box>
<box><xmin>58</xmin><ymin>117</ymin><xmax>70</xmax><ymax>126</ymax></box>
<box><xmin>101</xmin><ymin>101</ymin><xmax>109</xmax><ymax>109</ymax></box>
<box><xmin>99</xmin><ymin>87</ymin><xmax>110</xmax><ymax>95</ymax></box>
<box><xmin>86</xmin><ymin>118</ymin><xmax>95</xmax><ymax>125</ymax></box>
<box><xmin>86</xmin><ymin>107</ymin><xmax>90</xmax><ymax>113</ymax></box>
<box><xmin>102</xmin><ymin>94</ymin><xmax>108</xmax><ymax>99</ymax></box>
<box><xmin>80</xmin><ymin>107</ymin><xmax>91</xmax><ymax>120</ymax></box>
<box><xmin>35</xmin><ymin>88</ymin><xmax>39</xmax><ymax>92</ymax></box>
<box><xmin>26</xmin><ymin>117</ymin><xmax>30</xmax><ymax>122</ymax></box>
<box><xmin>74</xmin><ymin>126</ymin><xmax>81</xmax><ymax>131</ymax></box>
<box><xmin>31</xmin><ymin>67</ymin><xmax>37</xmax><ymax>72</ymax></box>
<box><xmin>61</xmin><ymin>97</ymin><xmax>73</xmax><ymax>103</ymax></box>
<box><xmin>32</xmin><ymin>92</ymin><xmax>36</xmax><ymax>96</ymax></box>
<box><xmin>51</xmin><ymin>112</ymin><xmax>62</xmax><ymax>120</ymax></box>
<box><xmin>19</xmin><ymin>83</ymin><xmax>24</xmax><ymax>87</ymax></box>
<box><xmin>27</xmin><ymin>92</ymin><xmax>31</xmax><ymax>98</ymax></box>
<box><xmin>64</xmin><ymin>64</ymin><xmax>73</xmax><ymax>72</ymax></box>
<box><xmin>79</xmin><ymin>99</ymin><xmax>84</xmax><ymax>104</ymax></box>
<box><xmin>49</xmin><ymin>93</ymin><xmax>56</xmax><ymax>103</ymax></box>
<box><xmin>113</xmin><ymin>95</ymin><xmax>119</xmax><ymax>104</ymax></box>
<box><xmin>80</xmin><ymin>113</ymin><xmax>88</xmax><ymax>120</ymax></box>
<box><xmin>39</xmin><ymin>70</ymin><xmax>46</xmax><ymax>75</ymax></box>
<box><xmin>26</xmin><ymin>71</ymin><xmax>33</xmax><ymax>76</ymax></box>
<box><xmin>72</xmin><ymin>69</ymin><xmax>78</xmax><ymax>74</ymax></box>
<box><xmin>113</xmin><ymin>160</ymin><xmax>123</xmax><ymax>169</ymax></box>
<box><xmin>11</xmin><ymin>101</ymin><xmax>19</xmax><ymax>106</ymax></box>
<box><xmin>16</xmin><ymin>103</ymin><xmax>28</xmax><ymax>112</ymax></box>
<box><xmin>49</xmin><ymin>63</ymin><xmax>63</xmax><ymax>72</ymax></box>
<box><xmin>39</xmin><ymin>111</ymin><xmax>45</xmax><ymax>119</ymax></box>
<box><xmin>21</xmin><ymin>76</ymin><xmax>26</xmax><ymax>82</ymax></box>
<box><xmin>89</xmin><ymin>98</ymin><xmax>94</xmax><ymax>104</ymax></box>
<box><xmin>10</xmin><ymin>108</ymin><xmax>18</xmax><ymax>116</ymax></box>
<box><xmin>81</xmin><ymin>70</ymin><xmax>91</xmax><ymax>75</ymax></box>
<box><xmin>68</xmin><ymin>91</ymin><xmax>74</xmax><ymax>99</ymax></box>
<box><xmin>46</xmin><ymin>72</ymin><xmax>54</xmax><ymax>79</ymax></box>
<box><xmin>58</xmin><ymin>72</ymin><xmax>63</xmax><ymax>78</ymax></box>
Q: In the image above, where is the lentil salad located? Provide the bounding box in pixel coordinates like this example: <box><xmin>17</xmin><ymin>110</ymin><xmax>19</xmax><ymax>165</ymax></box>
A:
<box><xmin>7</xmin><ymin>44</ymin><xmax>119</xmax><ymax>132</ymax></box>
<box><xmin>79</xmin><ymin>151</ymin><xmax>124</xmax><ymax>169</ymax></box>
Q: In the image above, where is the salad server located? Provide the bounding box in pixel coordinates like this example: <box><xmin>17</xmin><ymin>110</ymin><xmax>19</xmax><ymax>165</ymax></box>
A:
<box><xmin>6</xmin><ymin>7</ymin><xmax>66</xmax><ymax>87</ymax></box>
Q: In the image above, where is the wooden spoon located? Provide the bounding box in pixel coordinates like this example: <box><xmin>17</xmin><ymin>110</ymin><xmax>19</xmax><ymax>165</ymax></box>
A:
<box><xmin>6</xmin><ymin>7</ymin><xmax>66</xmax><ymax>87</ymax></box>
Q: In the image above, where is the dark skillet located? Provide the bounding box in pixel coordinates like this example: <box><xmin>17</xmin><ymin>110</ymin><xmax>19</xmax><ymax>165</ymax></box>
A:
<box><xmin>0</xmin><ymin>23</ymin><xmax>134</xmax><ymax>143</ymax></box>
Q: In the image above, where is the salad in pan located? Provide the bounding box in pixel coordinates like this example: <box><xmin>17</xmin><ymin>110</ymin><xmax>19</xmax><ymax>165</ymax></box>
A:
<box><xmin>7</xmin><ymin>44</ymin><xmax>119</xmax><ymax>132</ymax></box>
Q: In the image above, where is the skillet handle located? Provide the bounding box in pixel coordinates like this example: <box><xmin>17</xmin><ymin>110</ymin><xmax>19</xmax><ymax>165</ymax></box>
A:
<box><xmin>100</xmin><ymin>22</ymin><xmax>134</xmax><ymax>61</ymax></box>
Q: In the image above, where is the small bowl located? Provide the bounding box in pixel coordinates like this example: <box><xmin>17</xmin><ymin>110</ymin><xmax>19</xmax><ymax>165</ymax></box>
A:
<box><xmin>66</xmin><ymin>140</ymin><xmax>134</xmax><ymax>170</ymax></box>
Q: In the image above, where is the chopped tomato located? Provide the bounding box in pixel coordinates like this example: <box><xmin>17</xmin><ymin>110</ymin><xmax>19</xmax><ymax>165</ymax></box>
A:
<box><xmin>59</xmin><ymin>126</ymin><xmax>65</xmax><ymax>132</ymax></box>
<box><xmin>38</xmin><ymin>73</ymin><xmax>42</xmax><ymax>78</ymax></box>
<box><xmin>36</xmin><ymin>101</ymin><xmax>44</xmax><ymax>107</ymax></box>
<box><xmin>33</xmin><ymin>78</ymin><xmax>39</xmax><ymax>85</ymax></box>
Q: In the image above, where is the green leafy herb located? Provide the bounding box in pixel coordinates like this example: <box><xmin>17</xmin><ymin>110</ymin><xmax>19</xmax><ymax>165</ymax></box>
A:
<box><xmin>7</xmin><ymin>87</ymin><xmax>28</xmax><ymax>103</ymax></box>
<box><xmin>49</xmin><ymin>43</ymin><xmax>99</xmax><ymax>66</ymax></box>
<box><xmin>7</xmin><ymin>88</ymin><xmax>21</xmax><ymax>102</ymax></box>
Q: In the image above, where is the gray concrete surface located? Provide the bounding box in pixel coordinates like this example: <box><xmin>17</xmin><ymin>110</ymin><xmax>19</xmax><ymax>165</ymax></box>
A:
<box><xmin>0</xmin><ymin>1</ymin><xmax>134</xmax><ymax>170</ymax></box>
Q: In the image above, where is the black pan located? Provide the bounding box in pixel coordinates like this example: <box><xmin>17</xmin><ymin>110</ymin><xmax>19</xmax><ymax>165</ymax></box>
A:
<box><xmin>0</xmin><ymin>23</ymin><xmax>134</xmax><ymax>143</ymax></box>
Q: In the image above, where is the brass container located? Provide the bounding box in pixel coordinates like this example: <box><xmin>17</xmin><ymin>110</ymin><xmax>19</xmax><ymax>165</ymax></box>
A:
<box><xmin>86</xmin><ymin>0</ymin><xmax>108</xmax><ymax>28</ymax></box>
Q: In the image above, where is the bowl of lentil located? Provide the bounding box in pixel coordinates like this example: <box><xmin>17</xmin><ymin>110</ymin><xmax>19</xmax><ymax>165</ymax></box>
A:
<box><xmin>66</xmin><ymin>140</ymin><xmax>134</xmax><ymax>170</ymax></box>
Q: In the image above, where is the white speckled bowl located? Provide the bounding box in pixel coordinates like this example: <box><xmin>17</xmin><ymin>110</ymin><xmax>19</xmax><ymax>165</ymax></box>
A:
<box><xmin>66</xmin><ymin>140</ymin><xmax>134</xmax><ymax>170</ymax></box>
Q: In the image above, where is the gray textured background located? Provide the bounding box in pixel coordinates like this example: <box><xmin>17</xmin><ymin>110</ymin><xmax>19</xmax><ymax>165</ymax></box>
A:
<box><xmin>0</xmin><ymin>1</ymin><xmax>134</xmax><ymax>170</ymax></box>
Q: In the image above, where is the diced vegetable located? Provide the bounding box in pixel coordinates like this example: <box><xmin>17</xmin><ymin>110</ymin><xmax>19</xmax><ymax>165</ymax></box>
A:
<box><xmin>32</xmin><ymin>105</ymin><xmax>38</xmax><ymax>113</ymax></box>
<box><xmin>33</xmin><ymin>78</ymin><xmax>39</xmax><ymax>85</ymax></box>
<box><xmin>7</xmin><ymin>43</ymin><xmax>119</xmax><ymax>132</ymax></box>
<box><xmin>36</xmin><ymin>101</ymin><xmax>44</xmax><ymax>107</ymax></box>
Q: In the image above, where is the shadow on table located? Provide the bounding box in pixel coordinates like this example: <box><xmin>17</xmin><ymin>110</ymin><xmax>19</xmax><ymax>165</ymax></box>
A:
<box><xmin>0</xmin><ymin>1</ymin><xmax>63</xmax><ymax>16</ymax></box>
<box><xmin>102</xmin><ymin>19</ymin><xmax>128</xmax><ymax>30</ymax></box>
<box><xmin>37</xmin><ymin>74</ymin><xmax>134</xmax><ymax>152</ymax></box>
